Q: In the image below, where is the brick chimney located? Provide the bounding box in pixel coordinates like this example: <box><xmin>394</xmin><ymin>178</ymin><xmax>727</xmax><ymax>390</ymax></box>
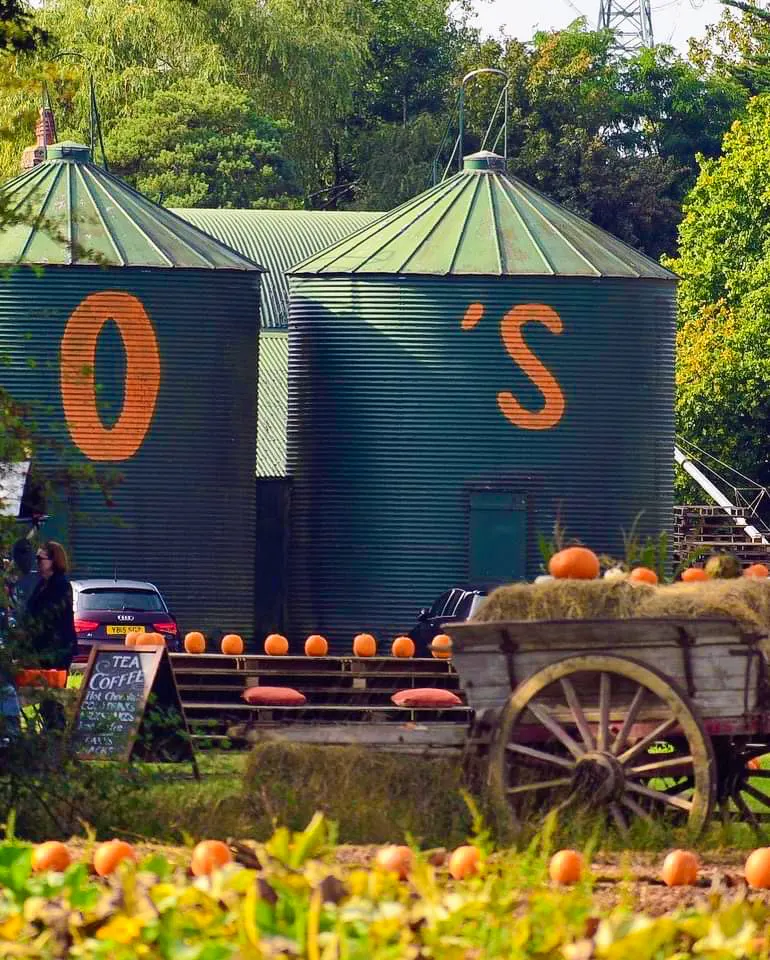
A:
<box><xmin>20</xmin><ymin>106</ymin><xmax>58</xmax><ymax>171</ymax></box>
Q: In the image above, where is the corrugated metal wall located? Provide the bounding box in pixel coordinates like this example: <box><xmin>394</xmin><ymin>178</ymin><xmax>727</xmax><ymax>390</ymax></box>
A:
<box><xmin>287</xmin><ymin>276</ymin><xmax>675</xmax><ymax>649</ymax></box>
<box><xmin>0</xmin><ymin>267</ymin><xmax>259</xmax><ymax>638</ymax></box>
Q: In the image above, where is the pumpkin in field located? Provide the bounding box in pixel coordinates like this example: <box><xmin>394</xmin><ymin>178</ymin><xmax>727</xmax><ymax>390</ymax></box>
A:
<box><xmin>375</xmin><ymin>845</ymin><xmax>413</xmax><ymax>880</ymax></box>
<box><xmin>191</xmin><ymin>839</ymin><xmax>232</xmax><ymax>876</ymax></box>
<box><xmin>745</xmin><ymin>848</ymin><xmax>770</xmax><ymax>888</ymax></box>
<box><xmin>628</xmin><ymin>566</ymin><xmax>658</xmax><ymax>585</ymax></box>
<box><xmin>392</xmin><ymin>636</ymin><xmax>415</xmax><ymax>658</ymax></box>
<box><xmin>32</xmin><ymin>841</ymin><xmax>71</xmax><ymax>873</ymax></box>
<box><xmin>353</xmin><ymin>633</ymin><xmax>377</xmax><ymax>657</ymax></box>
<box><xmin>705</xmin><ymin>553</ymin><xmax>741</xmax><ymax>579</ymax></box>
<box><xmin>93</xmin><ymin>840</ymin><xmax>136</xmax><ymax>876</ymax></box>
<box><xmin>305</xmin><ymin>634</ymin><xmax>328</xmax><ymax>657</ymax></box>
<box><xmin>448</xmin><ymin>845</ymin><xmax>480</xmax><ymax>879</ymax></box>
<box><xmin>745</xmin><ymin>563</ymin><xmax>770</xmax><ymax>579</ymax></box>
<box><xmin>431</xmin><ymin>634</ymin><xmax>453</xmax><ymax>659</ymax></box>
<box><xmin>264</xmin><ymin>633</ymin><xmax>289</xmax><ymax>656</ymax></box>
<box><xmin>184</xmin><ymin>631</ymin><xmax>206</xmax><ymax>654</ymax></box>
<box><xmin>125</xmin><ymin>631</ymin><xmax>140</xmax><ymax>647</ymax></box>
<box><xmin>221</xmin><ymin>634</ymin><xmax>244</xmax><ymax>655</ymax></box>
<box><xmin>548</xmin><ymin>547</ymin><xmax>600</xmax><ymax>580</ymax></box>
<box><xmin>681</xmin><ymin>567</ymin><xmax>709</xmax><ymax>583</ymax></box>
<box><xmin>549</xmin><ymin>849</ymin><xmax>583</xmax><ymax>885</ymax></box>
<box><xmin>661</xmin><ymin>849</ymin><xmax>698</xmax><ymax>886</ymax></box>
<box><xmin>749</xmin><ymin>756</ymin><xmax>763</xmax><ymax>770</ymax></box>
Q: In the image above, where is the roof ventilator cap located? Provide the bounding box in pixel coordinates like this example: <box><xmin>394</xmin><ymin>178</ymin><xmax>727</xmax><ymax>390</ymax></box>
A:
<box><xmin>463</xmin><ymin>150</ymin><xmax>506</xmax><ymax>172</ymax></box>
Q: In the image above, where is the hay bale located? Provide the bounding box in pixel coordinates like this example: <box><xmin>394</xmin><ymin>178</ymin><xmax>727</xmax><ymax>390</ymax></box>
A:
<box><xmin>473</xmin><ymin>577</ymin><xmax>770</xmax><ymax>633</ymax></box>
<box><xmin>473</xmin><ymin>578</ymin><xmax>655</xmax><ymax>623</ymax></box>
<box><xmin>636</xmin><ymin>578</ymin><xmax>770</xmax><ymax>632</ymax></box>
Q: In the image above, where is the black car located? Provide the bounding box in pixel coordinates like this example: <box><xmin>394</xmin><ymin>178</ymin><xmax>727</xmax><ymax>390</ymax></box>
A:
<box><xmin>408</xmin><ymin>588</ymin><xmax>486</xmax><ymax>656</ymax></box>
<box><xmin>71</xmin><ymin>578</ymin><xmax>181</xmax><ymax>660</ymax></box>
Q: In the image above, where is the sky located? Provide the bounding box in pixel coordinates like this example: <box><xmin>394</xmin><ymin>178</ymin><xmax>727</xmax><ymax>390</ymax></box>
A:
<box><xmin>472</xmin><ymin>0</ymin><xmax>726</xmax><ymax>51</ymax></box>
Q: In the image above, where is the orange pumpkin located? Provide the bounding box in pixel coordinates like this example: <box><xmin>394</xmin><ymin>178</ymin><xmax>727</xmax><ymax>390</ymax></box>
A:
<box><xmin>549</xmin><ymin>849</ymin><xmax>583</xmax><ymax>885</ymax></box>
<box><xmin>661</xmin><ymin>849</ymin><xmax>698</xmax><ymax>886</ymax></box>
<box><xmin>746</xmin><ymin>848</ymin><xmax>770</xmax><ymax>888</ymax></box>
<box><xmin>681</xmin><ymin>567</ymin><xmax>709</xmax><ymax>583</ymax></box>
<box><xmin>448</xmin><ymin>845</ymin><xmax>480</xmax><ymax>879</ymax></box>
<box><xmin>431</xmin><ymin>634</ymin><xmax>453</xmax><ymax>659</ymax></box>
<box><xmin>353</xmin><ymin>633</ymin><xmax>377</xmax><ymax>657</ymax></box>
<box><xmin>374</xmin><ymin>845</ymin><xmax>413</xmax><ymax>880</ymax></box>
<box><xmin>191</xmin><ymin>839</ymin><xmax>232</xmax><ymax>876</ymax></box>
<box><xmin>184</xmin><ymin>631</ymin><xmax>206</xmax><ymax>654</ymax></box>
<box><xmin>628</xmin><ymin>566</ymin><xmax>659</xmax><ymax>585</ymax></box>
<box><xmin>749</xmin><ymin>756</ymin><xmax>763</xmax><ymax>771</ymax></box>
<box><xmin>264</xmin><ymin>633</ymin><xmax>289</xmax><ymax>656</ymax></box>
<box><xmin>392</xmin><ymin>636</ymin><xmax>415</xmax><ymax>658</ymax></box>
<box><xmin>305</xmin><ymin>634</ymin><xmax>328</xmax><ymax>657</ymax></box>
<box><xmin>548</xmin><ymin>547</ymin><xmax>600</xmax><ymax>580</ymax></box>
<box><xmin>221</xmin><ymin>634</ymin><xmax>244</xmax><ymax>655</ymax></box>
<box><xmin>745</xmin><ymin>564</ymin><xmax>770</xmax><ymax>579</ymax></box>
<box><xmin>137</xmin><ymin>632</ymin><xmax>165</xmax><ymax>646</ymax></box>
<box><xmin>32</xmin><ymin>841</ymin><xmax>71</xmax><ymax>873</ymax></box>
<box><xmin>93</xmin><ymin>840</ymin><xmax>136</xmax><ymax>876</ymax></box>
<box><xmin>125</xmin><ymin>631</ymin><xmax>140</xmax><ymax>647</ymax></box>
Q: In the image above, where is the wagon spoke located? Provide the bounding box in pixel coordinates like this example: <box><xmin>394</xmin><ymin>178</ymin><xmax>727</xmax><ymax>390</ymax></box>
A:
<box><xmin>620</xmin><ymin>794</ymin><xmax>653</xmax><ymax>823</ymax></box>
<box><xmin>628</xmin><ymin>755</ymin><xmax>694</xmax><ymax>778</ymax></box>
<box><xmin>597</xmin><ymin>673</ymin><xmax>610</xmax><ymax>752</ymax></box>
<box><xmin>506</xmin><ymin>777</ymin><xmax>572</xmax><ymax>795</ymax></box>
<box><xmin>609</xmin><ymin>802</ymin><xmax>628</xmax><ymax>833</ymax></box>
<box><xmin>610</xmin><ymin>686</ymin><xmax>645</xmax><ymax>756</ymax></box>
<box><xmin>526</xmin><ymin>702</ymin><xmax>585</xmax><ymax>759</ymax></box>
<box><xmin>505</xmin><ymin>742</ymin><xmax>576</xmax><ymax>770</ymax></box>
<box><xmin>626</xmin><ymin>780</ymin><xmax>693</xmax><ymax>813</ymax></box>
<box><xmin>745</xmin><ymin>770</ymin><xmax>770</xmax><ymax>779</ymax></box>
<box><xmin>560</xmin><ymin>678</ymin><xmax>594</xmax><ymax>751</ymax></box>
<box><xmin>618</xmin><ymin>717</ymin><xmax>678</xmax><ymax>767</ymax></box>
<box><xmin>733</xmin><ymin>789</ymin><xmax>761</xmax><ymax>832</ymax></box>
<box><xmin>743</xmin><ymin>783</ymin><xmax>770</xmax><ymax>810</ymax></box>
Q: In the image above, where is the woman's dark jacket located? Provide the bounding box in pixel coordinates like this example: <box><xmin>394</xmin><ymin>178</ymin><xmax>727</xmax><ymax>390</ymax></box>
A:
<box><xmin>23</xmin><ymin>573</ymin><xmax>77</xmax><ymax>669</ymax></box>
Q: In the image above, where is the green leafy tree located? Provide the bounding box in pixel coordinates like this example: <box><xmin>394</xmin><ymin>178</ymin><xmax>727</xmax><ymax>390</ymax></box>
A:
<box><xmin>105</xmin><ymin>79</ymin><xmax>300</xmax><ymax>208</ymax></box>
<box><xmin>664</xmin><ymin>95</ymin><xmax>770</xmax><ymax>490</ymax></box>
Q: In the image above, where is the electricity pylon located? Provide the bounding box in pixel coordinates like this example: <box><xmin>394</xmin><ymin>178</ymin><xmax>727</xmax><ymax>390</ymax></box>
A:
<box><xmin>598</xmin><ymin>0</ymin><xmax>654</xmax><ymax>54</ymax></box>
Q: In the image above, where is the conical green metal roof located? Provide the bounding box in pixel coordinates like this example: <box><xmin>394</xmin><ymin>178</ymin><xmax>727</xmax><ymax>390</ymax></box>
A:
<box><xmin>0</xmin><ymin>142</ymin><xmax>263</xmax><ymax>270</ymax></box>
<box><xmin>290</xmin><ymin>151</ymin><xmax>674</xmax><ymax>279</ymax></box>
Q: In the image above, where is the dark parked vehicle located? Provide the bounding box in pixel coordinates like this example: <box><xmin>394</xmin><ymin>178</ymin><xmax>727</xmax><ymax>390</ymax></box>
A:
<box><xmin>72</xmin><ymin>579</ymin><xmax>181</xmax><ymax>660</ymax></box>
<box><xmin>408</xmin><ymin>588</ymin><xmax>486</xmax><ymax>656</ymax></box>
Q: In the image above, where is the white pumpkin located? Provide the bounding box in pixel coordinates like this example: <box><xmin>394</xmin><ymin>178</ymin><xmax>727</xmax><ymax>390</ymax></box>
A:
<box><xmin>603</xmin><ymin>566</ymin><xmax>627</xmax><ymax>581</ymax></box>
<box><xmin>534</xmin><ymin>574</ymin><xmax>555</xmax><ymax>584</ymax></box>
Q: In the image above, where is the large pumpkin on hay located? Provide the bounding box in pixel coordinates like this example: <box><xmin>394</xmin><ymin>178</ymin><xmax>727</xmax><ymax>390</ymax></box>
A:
<box><xmin>628</xmin><ymin>566</ymin><xmax>658</xmax><ymax>585</ymax></box>
<box><xmin>548</xmin><ymin>547</ymin><xmax>600</xmax><ymax>580</ymax></box>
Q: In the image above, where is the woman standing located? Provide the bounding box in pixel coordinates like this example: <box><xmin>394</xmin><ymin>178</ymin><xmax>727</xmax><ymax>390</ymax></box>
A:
<box><xmin>24</xmin><ymin>541</ymin><xmax>77</xmax><ymax>670</ymax></box>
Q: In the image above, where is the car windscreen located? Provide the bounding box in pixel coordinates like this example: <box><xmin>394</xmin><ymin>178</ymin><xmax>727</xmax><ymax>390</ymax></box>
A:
<box><xmin>77</xmin><ymin>589</ymin><xmax>165</xmax><ymax>612</ymax></box>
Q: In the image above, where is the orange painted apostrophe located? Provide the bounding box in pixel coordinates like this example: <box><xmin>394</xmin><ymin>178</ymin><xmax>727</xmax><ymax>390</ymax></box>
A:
<box><xmin>496</xmin><ymin>304</ymin><xmax>565</xmax><ymax>431</ymax></box>
<box><xmin>60</xmin><ymin>291</ymin><xmax>161</xmax><ymax>461</ymax></box>
<box><xmin>461</xmin><ymin>302</ymin><xmax>485</xmax><ymax>330</ymax></box>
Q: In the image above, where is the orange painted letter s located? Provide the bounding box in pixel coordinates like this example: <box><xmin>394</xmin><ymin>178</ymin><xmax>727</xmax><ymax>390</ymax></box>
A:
<box><xmin>497</xmin><ymin>304</ymin><xmax>565</xmax><ymax>430</ymax></box>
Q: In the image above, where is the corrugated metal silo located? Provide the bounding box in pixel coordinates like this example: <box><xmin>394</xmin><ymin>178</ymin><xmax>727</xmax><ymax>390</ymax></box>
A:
<box><xmin>287</xmin><ymin>150</ymin><xmax>677</xmax><ymax>648</ymax></box>
<box><xmin>0</xmin><ymin>142</ymin><xmax>264</xmax><ymax>638</ymax></box>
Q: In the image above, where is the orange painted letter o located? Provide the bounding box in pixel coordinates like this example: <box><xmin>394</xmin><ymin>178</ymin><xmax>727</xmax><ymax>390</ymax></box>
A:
<box><xmin>60</xmin><ymin>291</ymin><xmax>161</xmax><ymax>461</ymax></box>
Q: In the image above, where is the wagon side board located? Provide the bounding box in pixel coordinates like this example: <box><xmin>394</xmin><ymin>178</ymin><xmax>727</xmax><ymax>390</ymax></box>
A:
<box><xmin>445</xmin><ymin>618</ymin><xmax>769</xmax><ymax>724</ymax></box>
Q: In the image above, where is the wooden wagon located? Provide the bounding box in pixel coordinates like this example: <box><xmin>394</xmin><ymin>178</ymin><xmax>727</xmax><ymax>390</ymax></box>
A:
<box><xmin>444</xmin><ymin>616</ymin><xmax>770</xmax><ymax>833</ymax></box>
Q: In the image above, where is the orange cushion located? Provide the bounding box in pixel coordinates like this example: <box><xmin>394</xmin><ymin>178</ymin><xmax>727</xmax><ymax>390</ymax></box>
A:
<box><xmin>391</xmin><ymin>688</ymin><xmax>462</xmax><ymax>708</ymax></box>
<box><xmin>242</xmin><ymin>686</ymin><xmax>306</xmax><ymax>706</ymax></box>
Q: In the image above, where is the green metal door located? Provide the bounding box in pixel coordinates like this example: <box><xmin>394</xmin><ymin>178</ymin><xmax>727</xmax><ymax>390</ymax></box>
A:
<box><xmin>468</xmin><ymin>489</ymin><xmax>527</xmax><ymax>587</ymax></box>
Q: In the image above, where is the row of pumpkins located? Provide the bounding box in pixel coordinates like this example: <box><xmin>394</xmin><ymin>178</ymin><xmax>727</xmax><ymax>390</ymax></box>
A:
<box><xmin>545</xmin><ymin>546</ymin><xmax>770</xmax><ymax>583</ymax></box>
<box><xmin>165</xmin><ymin>631</ymin><xmax>454</xmax><ymax>659</ymax></box>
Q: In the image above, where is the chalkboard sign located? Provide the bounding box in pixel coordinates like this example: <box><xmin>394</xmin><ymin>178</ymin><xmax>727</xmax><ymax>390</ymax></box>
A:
<box><xmin>71</xmin><ymin>644</ymin><xmax>196</xmax><ymax>771</ymax></box>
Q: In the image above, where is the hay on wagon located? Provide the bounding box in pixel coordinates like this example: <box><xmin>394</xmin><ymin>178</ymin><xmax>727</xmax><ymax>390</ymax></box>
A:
<box><xmin>474</xmin><ymin>578</ymin><xmax>770</xmax><ymax>633</ymax></box>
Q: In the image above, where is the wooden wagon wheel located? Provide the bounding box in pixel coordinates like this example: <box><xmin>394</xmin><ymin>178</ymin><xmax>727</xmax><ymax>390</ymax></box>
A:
<box><xmin>717</xmin><ymin>742</ymin><xmax>770</xmax><ymax>833</ymax></box>
<box><xmin>489</xmin><ymin>654</ymin><xmax>715</xmax><ymax>835</ymax></box>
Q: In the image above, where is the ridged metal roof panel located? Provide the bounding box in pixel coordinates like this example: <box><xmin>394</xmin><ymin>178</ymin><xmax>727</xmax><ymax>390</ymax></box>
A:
<box><xmin>0</xmin><ymin>142</ymin><xmax>263</xmax><ymax>271</ymax></box>
<box><xmin>175</xmin><ymin>209</ymin><xmax>380</xmax><ymax>329</ymax></box>
<box><xmin>290</xmin><ymin>151</ymin><xmax>675</xmax><ymax>280</ymax></box>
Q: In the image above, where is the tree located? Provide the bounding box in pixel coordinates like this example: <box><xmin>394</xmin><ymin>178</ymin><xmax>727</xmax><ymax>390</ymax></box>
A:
<box><xmin>664</xmin><ymin>95</ymin><xmax>770</xmax><ymax>490</ymax></box>
<box><xmin>105</xmin><ymin>79</ymin><xmax>300</xmax><ymax>208</ymax></box>
<box><xmin>0</xmin><ymin>0</ymin><xmax>46</xmax><ymax>52</ymax></box>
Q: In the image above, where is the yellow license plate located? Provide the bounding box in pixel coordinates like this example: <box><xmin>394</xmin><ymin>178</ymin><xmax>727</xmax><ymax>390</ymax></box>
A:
<box><xmin>106</xmin><ymin>625</ymin><xmax>145</xmax><ymax>635</ymax></box>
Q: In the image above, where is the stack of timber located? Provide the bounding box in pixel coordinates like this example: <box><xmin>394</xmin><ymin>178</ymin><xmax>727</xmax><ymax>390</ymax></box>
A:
<box><xmin>673</xmin><ymin>505</ymin><xmax>770</xmax><ymax>566</ymax></box>
<box><xmin>170</xmin><ymin>654</ymin><xmax>471</xmax><ymax>753</ymax></box>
